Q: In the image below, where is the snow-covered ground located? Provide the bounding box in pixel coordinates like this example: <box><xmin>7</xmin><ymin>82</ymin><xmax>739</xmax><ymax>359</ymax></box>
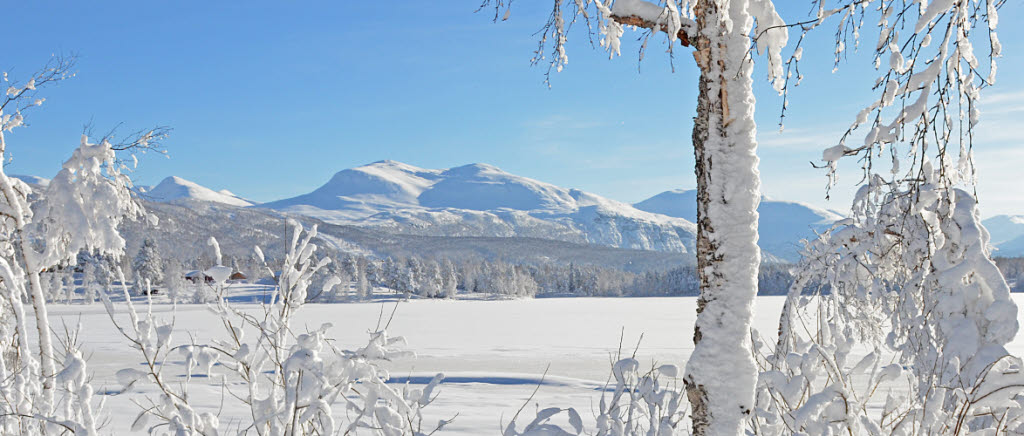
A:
<box><xmin>45</xmin><ymin>293</ymin><xmax>1024</xmax><ymax>434</ymax></box>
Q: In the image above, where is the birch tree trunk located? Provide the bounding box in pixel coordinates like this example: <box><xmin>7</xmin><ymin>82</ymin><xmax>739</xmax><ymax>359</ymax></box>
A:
<box><xmin>26</xmin><ymin>267</ymin><xmax>55</xmax><ymax>410</ymax></box>
<box><xmin>684</xmin><ymin>1</ymin><xmax>761</xmax><ymax>434</ymax></box>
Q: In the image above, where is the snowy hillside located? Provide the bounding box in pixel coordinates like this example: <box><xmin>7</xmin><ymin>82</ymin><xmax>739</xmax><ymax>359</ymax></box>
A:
<box><xmin>120</xmin><ymin>199</ymin><xmax>695</xmax><ymax>273</ymax></box>
<box><xmin>135</xmin><ymin>176</ymin><xmax>253</xmax><ymax>207</ymax></box>
<box><xmin>634</xmin><ymin>189</ymin><xmax>845</xmax><ymax>261</ymax></box>
<box><xmin>260</xmin><ymin>161</ymin><xmax>698</xmax><ymax>254</ymax></box>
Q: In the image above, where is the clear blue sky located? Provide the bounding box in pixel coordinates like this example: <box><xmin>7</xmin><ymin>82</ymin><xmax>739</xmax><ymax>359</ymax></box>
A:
<box><xmin>3</xmin><ymin>1</ymin><xmax>1023</xmax><ymax>216</ymax></box>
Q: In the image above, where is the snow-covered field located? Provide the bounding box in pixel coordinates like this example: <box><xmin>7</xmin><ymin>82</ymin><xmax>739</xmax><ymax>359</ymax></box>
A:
<box><xmin>47</xmin><ymin>294</ymin><xmax>1024</xmax><ymax>434</ymax></box>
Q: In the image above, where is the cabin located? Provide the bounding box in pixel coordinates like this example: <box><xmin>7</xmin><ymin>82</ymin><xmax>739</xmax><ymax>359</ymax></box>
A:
<box><xmin>184</xmin><ymin>270</ymin><xmax>214</xmax><ymax>284</ymax></box>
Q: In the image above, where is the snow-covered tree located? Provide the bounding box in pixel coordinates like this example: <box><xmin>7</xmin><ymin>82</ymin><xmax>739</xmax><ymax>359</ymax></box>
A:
<box><xmin>404</xmin><ymin>256</ymin><xmax>423</xmax><ymax>295</ymax></box>
<box><xmin>132</xmin><ymin>238</ymin><xmax>163</xmax><ymax>295</ymax></box>
<box><xmin>440</xmin><ymin>258</ymin><xmax>458</xmax><ymax>298</ymax></box>
<box><xmin>419</xmin><ymin>259</ymin><xmax>443</xmax><ymax>298</ymax></box>
<box><xmin>0</xmin><ymin>55</ymin><xmax>167</xmax><ymax>433</ymax></box>
<box><xmin>482</xmin><ymin>0</ymin><xmax>787</xmax><ymax>428</ymax></box>
<box><xmin>380</xmin><ymin>256</ymin><xmax>400</xmax><ymax>292</ymax></box>
<box><xmin>81</xmin><ymin>259</ymin><xmax>97</xmax><ymax>304</ymax></box>
<box><xmin>751</xmin><ymin>0</ymin><xmax>1018</xmax><ymax>434</ymax></box>
<box><xmin>486</xmin><ymin>0</ymin><xmax>1012</xmax><ymax>432</ymax></box>
<box><xmin>61</xmin><ymin>270</ymin><xmax>74</xmax><ymax>304</ymax></box>
<box><xmin>163</xmin><ymin>259</ymin><xmax>186</xmax><ymax>303</ymax></box>
<box><xmin>354</xmin><ymin>256</ymin><xmax>371</xmax><ymax>299</ymax></box>
<box><xmin>78</xmin><ymin>249</ymin><xmax>114</xmax><ymax>292</ymax></box>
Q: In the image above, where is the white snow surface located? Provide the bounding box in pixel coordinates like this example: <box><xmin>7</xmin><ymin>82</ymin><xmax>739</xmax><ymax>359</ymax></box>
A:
<box><xmin>635</xmin><ymin>189</ymin><xmax>845</xmax><ymax>261</ymax></box>
<box><xmin>135</xmin><ymin>176</ymin><xmax>253</xmax><ymax>207</ymax></box>
<box><xmin>45</xmin><ymin>294</ymin><xmax>1024</xmax><ymax>434</ymax></box>
<box><xmin>260</xmin><ymin>161</ymin><xmax>698</xmax><ymax>253</ymax></box>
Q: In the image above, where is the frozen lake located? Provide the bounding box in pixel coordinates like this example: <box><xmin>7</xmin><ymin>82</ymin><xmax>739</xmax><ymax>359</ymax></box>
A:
<box><xmin>47</xmin><ymin>295</ymin><xmax>1024</xmax><ymax>434</ymax></box>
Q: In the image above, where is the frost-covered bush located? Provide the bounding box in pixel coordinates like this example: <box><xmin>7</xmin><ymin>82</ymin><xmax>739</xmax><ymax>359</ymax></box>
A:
<box><xmin>104</xmin><ymin>221</ymin><xmax>449</xmax><ymax>435</ymax></box>
<box><xmin>503</xmin><ymin>357</ymin><xmax>689</xmax><ymax>436</ymax></box>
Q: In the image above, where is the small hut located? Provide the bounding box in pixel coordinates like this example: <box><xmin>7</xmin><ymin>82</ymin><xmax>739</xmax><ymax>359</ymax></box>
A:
<box><xmin>185</xmin><ymin>270</ymin><xmax>214</xmax><ymax>284</ymax></box>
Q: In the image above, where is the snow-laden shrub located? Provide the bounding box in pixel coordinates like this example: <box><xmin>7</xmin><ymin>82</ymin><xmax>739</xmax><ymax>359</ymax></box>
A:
<box><xmin>103</xmin><ymin>221</ymin><xmax>449</xmax><ymax>435</ymax></box>
<box><xmin>503</xmin><ymin>352</ymin><xmax>689</xmax><ymax>435</ymax></box>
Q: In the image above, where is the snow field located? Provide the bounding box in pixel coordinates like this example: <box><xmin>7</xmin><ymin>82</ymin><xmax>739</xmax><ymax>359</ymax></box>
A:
<box><xmin>45</xmin><ymin>295</ymin><xmax>1024</xmax><ymax>434</ymax></box>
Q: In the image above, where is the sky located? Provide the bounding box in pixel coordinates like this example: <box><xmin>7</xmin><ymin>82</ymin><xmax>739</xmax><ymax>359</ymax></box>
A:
<box><xmin>2</xmin><ymin>1</ymin><xmax>1023</xmax><ymax>216</ymax></box>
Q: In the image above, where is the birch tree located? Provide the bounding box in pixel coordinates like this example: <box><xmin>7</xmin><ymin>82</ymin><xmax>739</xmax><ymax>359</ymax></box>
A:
<box><xmin>484</xmin><ymin>0</ymin><xmax>1010</xmax><ymax>434</ymax></box>
<box><xmin>482</xmin><ymin>1</ymin><xmax>786</xmax><ymax>433</ymax></box>
<box><xmin>753</xmin><ymin>1</ymin><xmax>1019</xmax><ymax>434</ymax></box>
<box><xmin>0</xmin><ymin>55</ymin><xmax>168</xmax><ymax>432</ymax></box>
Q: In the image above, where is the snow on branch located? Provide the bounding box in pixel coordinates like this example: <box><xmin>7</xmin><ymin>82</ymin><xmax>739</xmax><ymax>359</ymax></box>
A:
<box><xmin>31</xmin><ymin>135</ymin><xmax>143</xmax><ymax>269</ymax></box>
<box><xmin>479</xmin><ymin>0</ymin><xmax>699</xmax><ymax>85</ymax></box>
<box><xmin>608</xmin><ymin>0</ymin><xmax>695</xmax><ymax>47</ymax></box>
<box><xmin>753</xmin><ymin>178</ymin><xmax>1024</xmax><ymax>434</ymax></box>
<box><xmin>804</xmin><ymin>0</ymin><xmax>1003</xmax><ymax>197</ymax></box>
<box><xmin>0</xmin><ymin>54</ymin><xmax>75</xmax><ymax>118</ymax></box>
<box><xmin>86</xmin><ymin>122</ymin><xmax>172</xmax><ymax>154</ymax></box>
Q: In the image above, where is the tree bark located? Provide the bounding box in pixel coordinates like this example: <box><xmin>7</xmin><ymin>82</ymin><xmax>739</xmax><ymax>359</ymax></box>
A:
<box><xmin>26</xmin><ymin>267</ymin><xmax>55</xmax><ymax>410</ymax></box>
<box><xmin>684</xmin><ymin>0</ymin><xmax>762</xmax><ymax>434</ymax></box>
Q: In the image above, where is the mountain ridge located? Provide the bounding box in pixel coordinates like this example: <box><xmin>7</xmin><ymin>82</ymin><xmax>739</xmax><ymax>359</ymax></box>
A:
<box><xmin>258</xmin><ymin>161</ymin><xmax>699</xmax><ymax>254</ymax></box>
<box><xmin>15</xmin><ymin>161</ymin><xmax>1024</xmax><ymax>260</ymax></box>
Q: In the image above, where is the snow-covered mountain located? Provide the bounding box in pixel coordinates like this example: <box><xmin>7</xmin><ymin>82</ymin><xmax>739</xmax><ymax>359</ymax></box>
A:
<box><xmin>20</xmin><ymin>163</ymin><xmax>1024</xmax><ymax>261</ymax></box>
<box><xmin>982</xmin><ymin>215</ymin><xmax>1024</xmax><ymax>257</ymax></box>
<box><xmin>634</xmin><ymin>189</ymin><xmax>845</xmax><ymax>261</ymax></box>
<box><xmin>260</xmin><ymin>161</ymin><xmax>698</xmax><ymax>254</ymax></box>
<box><xmin>11</xmin><ymin>175</ymin><xmax>50</xmax><ymax>188</ymax></box>
<box><xmin>982</xmin><ymin>215</ymin><xmax>1024</xmax><ymax>245</ymax></box>
<box><xmin>135</xmin><ymin>176</ymin><xmax>252</xmax><ymax>207</ymax></box>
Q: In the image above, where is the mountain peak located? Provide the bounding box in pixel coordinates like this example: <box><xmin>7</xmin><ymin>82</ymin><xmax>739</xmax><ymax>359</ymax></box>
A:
<box><xmin>360</xmin><ymin>160</ymin><xmax>430</xmax><ymax>173</ymax></box>
<box><xmin>445</xmin><ymin>162</ymin><xmax>503</xmax><ymax>174</ymax></box>
<box><xmin>158</xmin><ymin>175</ymin><xmax>195</xmax><ymax>187</ymax></box>
<box><xmin>141</xmin><ymin>176</ymin><xmax>252</xmax><ymax>207</ymax></box>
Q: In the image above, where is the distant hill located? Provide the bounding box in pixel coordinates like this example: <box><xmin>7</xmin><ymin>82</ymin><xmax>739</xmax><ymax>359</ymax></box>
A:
<box><xmin>634</xmin><ymin>189</ymin><xmax>844</xmax><ymax>262</ymax></box>
<box><xmin>984</xmin><ymin>215</ymin><xmax>1024</xmax><ymax>257</ymax></box>
<box><xmin>135</xmin><ymin>176</ymin><xmax>252</xmax><ymax>207</ymax></box>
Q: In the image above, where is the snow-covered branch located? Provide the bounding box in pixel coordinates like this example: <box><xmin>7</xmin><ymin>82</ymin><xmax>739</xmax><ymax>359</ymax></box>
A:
<box><xmin>754</xmin><ymin>178</ymin><xmax>1024</xmax><ymax>434</ymax></box>
<box><xmin>806</xmin><ymin>0</ymin><xmax>1003</xmax><ymax>196</ymax></box>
